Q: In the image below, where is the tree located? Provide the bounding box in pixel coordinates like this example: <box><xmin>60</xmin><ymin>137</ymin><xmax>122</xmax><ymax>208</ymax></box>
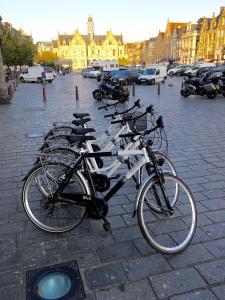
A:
<box><xmin>34</xmin><ymin>51</ymin><xmax>57</xmax><ymax>67</ymax></box>
<box><xmin>1</xmin><ymin>23</ymin><xmax>36</xmax><ymax>69</ymax></box>
<box><xmin>119</xmin><ymin>57</ymin><xmax>128</xmax><ymax>66</ymax></box>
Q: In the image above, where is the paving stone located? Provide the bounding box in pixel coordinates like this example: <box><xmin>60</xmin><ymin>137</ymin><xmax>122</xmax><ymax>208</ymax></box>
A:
<box><xmin>204</xmin><ymin>238</ymin><xmax>225</xmax><ymax>258</ymax></box>
<box><xmin>212</xmin><ymin>284</ymin><xmax>225</xmax><ymax>299</ymax></box>
<box><xmin>85</xmin><ymin>263</ymin><xmax>126</xmax><ymax>290</ymax></box>
<box><xmin>206</xmin><ymin>210</ymin><xmax>225</xmax><ymax>223</ymax></box>
<box><xmin>122</xmin><ymin>253</ymin><xmax>171</xmax><ymax>281</ymax></box>
<box><xmin>201</xmin><ymin>222</ymin><xmax>225</xmax><ymax>239</ymax></box>
<box><xmin>165</xmin><ymin>244</ymin><xmax>213</xmax><ymax>268</ymax></box>
<box><xmin>95</xmin><ymin>279</ymin><xmax>156</xmax><ymax>300</ymax></box>
<box><xmin>200</xmin><ymin>198</ymin><xmax>225</xmax><ymax>211</ymax></box>
<box><xmin>196</xmin><ymin>259</ymin><xmax>225</xmax><ymax>284</ymax></box>
<box><xmin>67</xmin><ymin>233</ymin><xmax>114</xmax><ymax>252</ymax></box>
<box><xmin>133</xmin><ymin>238</ymin><xmax>156</xmax><ymax>255</ymax></box>
<box><xmin>113</xmin><ymin>225</ymin><xmax>142</xmax><ymax>242</ymax></box>
<box><xmin>150</xmin><ymin>268</ymin><xmax>207</xmax><ymax>299</ymax></box>
<box><xmin>170</xmin><ymin>289</ymin><xmax>217</xmax><ymax>300</ymax></box>
<box><xmin>97</xmin><ymin>240</ymin><xmax>139</xmax><ymax>263</ymax></box>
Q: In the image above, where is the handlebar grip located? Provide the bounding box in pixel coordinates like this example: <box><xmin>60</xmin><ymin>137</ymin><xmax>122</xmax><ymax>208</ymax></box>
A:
<box><xmin>146</xmin><ymin>104</ymin><xmax>154</xmax><ymax>115</ymax></box>
<box><xmin>104</xmin><ymin>112</ymin><xmax>119</xmax><ymax>118</ymax></box>
<box><xmin>156</xmin><ymin>116</ymin><xmax>164</xmax><ymax>128</ymax></box>
<box><xmin>111</xmin><ymin>119</ymin><xmax>124</xmax><ymax>124</ymax></box>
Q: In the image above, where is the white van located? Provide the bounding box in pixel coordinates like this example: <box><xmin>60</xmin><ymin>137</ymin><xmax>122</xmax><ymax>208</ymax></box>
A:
<box><xmin>20</xmin><ymin>66</ymin><xmax>54</xmax><ymax>83</ymax></box>
<box><xmin>137</xmin><ymin>65</ymin><xmax>167</xmax><ymax>85</ymax></box>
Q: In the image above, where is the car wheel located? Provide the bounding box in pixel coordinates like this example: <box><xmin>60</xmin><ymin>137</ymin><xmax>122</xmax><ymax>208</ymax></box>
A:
<box><xmin>151</xmin><ymin>79</ymin><xmax>155</xmax><ymax>85</ymax></box>
<box><xmin>20</xmin><ymin>77</ymin><xmax>25</xmax><ymax>83</ymax></box>
<box><xmin>37</xmin><ymin>77</ymin><xmax>42</xmax><ymax>83</ymax></box>
<box><xmin>169</xmin><ymin>71</ymin><xmax>174</xmax><ymax>77</ymax></box>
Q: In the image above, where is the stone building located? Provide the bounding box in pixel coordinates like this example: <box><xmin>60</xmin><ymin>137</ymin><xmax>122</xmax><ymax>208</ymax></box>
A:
<box><xmin>50</xmin><ymin>16</ymin><xmax>125</xmax><ymax>70</ymax></box>
<box><xmin>179</xmin><ymin>22</ymin><xmax>199</xmax><ymax>64</ymax></box>
<box><xmin>198</xmin><ymin>7</ymin><xmax>225</xmax><ymax>62</ymax></box>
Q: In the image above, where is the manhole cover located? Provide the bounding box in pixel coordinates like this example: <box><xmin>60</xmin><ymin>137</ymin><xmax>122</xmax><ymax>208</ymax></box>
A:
<box><xmin>27</xmin><ymin>133</ymin><xmax>45</xmax><ymax>138</ymax></box>
<box><xmin>26</xmin><ymin>260</ymin><xmax>86</xmax><ymax>300</ymax></box>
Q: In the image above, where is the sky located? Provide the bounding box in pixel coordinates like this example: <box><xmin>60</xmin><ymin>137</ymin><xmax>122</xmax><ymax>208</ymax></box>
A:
<box><xmin>1</xmin><ymin>0</ymin><xmax>225</xmax><ymax>43</ymax></box>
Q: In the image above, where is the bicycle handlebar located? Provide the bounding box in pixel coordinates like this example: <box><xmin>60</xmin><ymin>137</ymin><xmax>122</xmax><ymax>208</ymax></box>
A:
<box><xmin>104</xmin><ymin>99</ymin><xmax>141</xmax><ymax>118</ymax></box>
<box><xmin>111</xmin><ymin>104</ymin><xmax>154</xmax><ymax>125</ymax></box>
<box><xmin>98</xmin><ymin>101</ymin><xmax>120</xmax><ymax>110</ymax></box>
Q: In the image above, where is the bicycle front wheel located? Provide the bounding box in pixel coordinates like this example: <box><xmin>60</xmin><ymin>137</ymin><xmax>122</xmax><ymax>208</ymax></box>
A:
<box><xmin>137</xmin><ymin>173</ymin><xmax>197</xmax><ymax>254</ymax></box>
<box><xmin>22</xmin><ymin>162</ymin><xmax>88</xmax><ymax>233</ymax></box>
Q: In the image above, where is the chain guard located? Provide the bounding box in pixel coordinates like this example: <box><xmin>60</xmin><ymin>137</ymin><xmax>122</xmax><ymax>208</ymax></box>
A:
<box><xmin>92</xmin><ymin>173</ymin><xmax>110</xmax><ymax>192</ymax></box>
<box><xmin>87</xmin><ymin>198</ymin><xmax>108</xmax><ymax>219</ymax></box>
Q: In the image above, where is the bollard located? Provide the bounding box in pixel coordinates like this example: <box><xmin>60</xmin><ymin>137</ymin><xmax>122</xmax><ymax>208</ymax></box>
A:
<box><xmin>13</xmin><ymin>81</ymin><xmax>16</xmax><ymax>91</ymax></box>
<box><xmin>157</xmin><ymin>82</ymin><xmax>160</xmax><ymax>95</ymax></box>
<box><xmin>10</xmin><ymin>84</ymin><xmax>13</xmax><ymax>97</ymax></box>
<box><xmin>75</xmin><ymin>85</ymin><xmax>79</xmax><ymax>100</ymax></box>
<box><xmin>42</xmin><ymin>85</ymin><xmax>46</xmax><ymax>101</ymax></box>
<box><xmin>132</xmin><ymin>83</ymin><xmax>135</xmax><ymax>97</ymax></box>
<box><xmin>7</xmin><ymin>86</ymin><xmax>11</xmax><ymax>99</ymax></box>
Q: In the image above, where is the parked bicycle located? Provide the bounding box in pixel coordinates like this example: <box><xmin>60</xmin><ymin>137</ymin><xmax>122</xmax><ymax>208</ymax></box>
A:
<box><xmin>22</xmin><ymin>106</ymin><xmax>197</xmax><ymax>254</ymax></box>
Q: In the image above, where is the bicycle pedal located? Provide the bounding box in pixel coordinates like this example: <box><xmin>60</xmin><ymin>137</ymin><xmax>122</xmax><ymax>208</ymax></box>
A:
<box><xmin>103</xmin><ymin>221</ymin><xmax>111</xmax><ymax>232</ymax></box>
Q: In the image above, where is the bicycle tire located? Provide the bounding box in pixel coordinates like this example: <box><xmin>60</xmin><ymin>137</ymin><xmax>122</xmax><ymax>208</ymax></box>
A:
<box><xmin>137</xmin><ymin>173</ymin><xmax>197</xmax><ymax>254</ymax></box>
<box><xmin>22</xmin><ymin>162</ymin><xmax>90</xmax><ymax>233</ymax></box>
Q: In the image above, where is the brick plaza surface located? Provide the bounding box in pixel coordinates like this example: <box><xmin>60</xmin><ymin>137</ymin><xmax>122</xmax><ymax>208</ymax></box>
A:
<box><xmin>0</xmin><ymin>74</ymin><xmax>225</xmax><ymax>299</ymax></box>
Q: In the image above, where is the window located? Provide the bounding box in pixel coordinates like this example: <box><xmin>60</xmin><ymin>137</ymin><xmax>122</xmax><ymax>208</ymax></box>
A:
<box><xmin>113</xmin><ymin>49</ymin><xmax>116</xmax><ymax>56</ymax></box>
<box><xmin>110</xmin><ymin>64</ymin><xmax>114</xmax><ymax>68</ymax></box>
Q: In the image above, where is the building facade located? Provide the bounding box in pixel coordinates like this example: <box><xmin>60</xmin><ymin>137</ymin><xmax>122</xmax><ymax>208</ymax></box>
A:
<box><xmin>49</xmin><ymin>16</ymin><xmax>125</xmax><ymax>70</ymax></box>
<box><xmin>198</xmin><ymin>7</ymin><xmax>225</xmax><ymax>62</ymax></box>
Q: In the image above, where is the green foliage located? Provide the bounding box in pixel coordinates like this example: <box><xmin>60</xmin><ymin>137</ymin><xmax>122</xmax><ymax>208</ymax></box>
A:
<box><xmin>1</xmin><ymin>24</ymin><xmax>36</xmax><ymax>67</ymax></box>
<box><xmin>35</xmin><ymin>51</ymin><xmax>57</xmax><ymax>67</ymax></box>
<box><xmin>119</xmin><ymin>57</ymin><xmax>128</xmax><ymax>66</ymax></box>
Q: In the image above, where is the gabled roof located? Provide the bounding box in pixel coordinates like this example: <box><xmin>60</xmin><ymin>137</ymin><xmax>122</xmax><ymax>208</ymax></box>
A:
<box><xmin>58</xmin><ymin>34</ymin><xmax>73</xmax><ymax>45</ymax></box>
<box><xmin>52</xmin><ymin>40</ymin><xmax>58</xmax><ymax>48</ymax></box>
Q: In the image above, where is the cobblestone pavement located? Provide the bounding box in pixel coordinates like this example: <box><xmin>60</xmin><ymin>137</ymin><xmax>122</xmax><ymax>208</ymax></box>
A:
<box><xmin>0</xmin><ymin>74</ymin><xmax>225</xmax><ymax>299</ymax></box>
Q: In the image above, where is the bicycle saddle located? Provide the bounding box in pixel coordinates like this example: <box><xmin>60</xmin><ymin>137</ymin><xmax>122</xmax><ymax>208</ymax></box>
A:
<box><xmin>72</xmin><ymin>118</ymin><xmax>91</xmax><ymax>126</ymax></box>
<box><xmin>73</xmin><ymin>113</ymin><xmax>90</xmax><ymax>119</ymax></box>
<box><xmin>72</xmin><ymin>128</ymin><xmax>95</xmax><ymax>135</ymax></box>
<box><xmin>66</xmin><ymin>135</ymin><xmax>96</xmax><ymax>144</ymax></box>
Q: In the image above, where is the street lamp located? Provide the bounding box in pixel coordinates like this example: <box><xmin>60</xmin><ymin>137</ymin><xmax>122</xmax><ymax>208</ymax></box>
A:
<box><xmin>0</xmin><ymin>15</ymin><xmax>10</xmax><ymax>104</ymax></box>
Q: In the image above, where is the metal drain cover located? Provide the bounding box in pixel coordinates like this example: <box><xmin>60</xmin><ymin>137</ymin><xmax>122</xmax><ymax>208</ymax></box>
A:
<box><xmin>26</xmin><ymin>260</ymin><xmax>86</xmax><ymax>300</ymax></box>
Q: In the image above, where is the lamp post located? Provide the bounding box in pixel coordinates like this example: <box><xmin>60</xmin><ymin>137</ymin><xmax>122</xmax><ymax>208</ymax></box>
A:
<box><xmin>0</xmin><ymin>16</ymin><xmax>10</xmax><ymax>104</ymax></box>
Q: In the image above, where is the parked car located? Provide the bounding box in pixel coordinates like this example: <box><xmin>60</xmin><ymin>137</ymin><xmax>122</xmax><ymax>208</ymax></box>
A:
<box><xmin>110</xmin><ymin>69</ymin><xmax>142</xmax><ymax>85</ymax></box>
<box><xmin>167</xmin><ymin>65</ymin><xmax>189</xmax><ymax>76</ymax></box>
<box><xmin>196</xmin><ymin>66</ymin><xmax>217</xmax><ymax>77</ymax></box>
<box><xmin>137</xmin><ymin>65</ymin><xmax>167</xmax><ymax>85</ymax></box>
<box><xmin>20</xmin><ymin>66</ymin><xmax>54</xmax><ymax>83</ymax></box>
<box><xmin>184</xmin><ymin>63</ymin><xmax>216</xmax><ymax>76</ymax></box>
<box><xmin>87</xmin><ymin>69</ymin><xmax>102</xmax><ymax>78</ymax></box>
<box><xmin>81</xmin><ymin>69</ymin><xmax>92</xmax><ymax>78</ymax></box>
<box><xmin>97</xmin><ymin>70</ymin><xmax>119</xmax><ymax>82</ymax></box>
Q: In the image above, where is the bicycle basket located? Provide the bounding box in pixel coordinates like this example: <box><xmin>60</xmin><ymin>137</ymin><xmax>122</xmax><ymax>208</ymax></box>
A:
<box><xmin>127</xmin><ymin>111</ymin><xmax>147</xmax><ymax>132</ymax></box>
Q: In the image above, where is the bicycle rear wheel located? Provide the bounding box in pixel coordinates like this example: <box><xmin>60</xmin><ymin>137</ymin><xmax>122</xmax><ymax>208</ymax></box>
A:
<box><xmin>22</xmin><ymin>162</ymin><xmax>88</xmax><ymax>233</ymax></box>
<box><xmin>137</xmin><ymin>173</ymin><xmax>197</xmax><ymax>254</ymax></box>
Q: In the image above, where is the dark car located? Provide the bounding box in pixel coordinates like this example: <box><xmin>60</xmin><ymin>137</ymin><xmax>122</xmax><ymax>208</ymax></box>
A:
<box><xmin>174</xmin><ymin>65</ymin><xmax>190</xmax><ymax>76</ymax></box>
<box><xmin>199</xmin><ymin>69</ymin><xmax>222</xmax><ymax>82</ymax></box>
<box><xmin>97</xmin><ymin>70</ymin><xmax>119</xmax><ymax>82</ymax></box>
<box><xmin>110</xmin><ymin>69</ymin><xmax>142</xmax><ymax>85</ymax></box>
<box><xmin>196</xmin><ymin>66</ymin><xmax>217</xmax><ymax>77</ymax></box>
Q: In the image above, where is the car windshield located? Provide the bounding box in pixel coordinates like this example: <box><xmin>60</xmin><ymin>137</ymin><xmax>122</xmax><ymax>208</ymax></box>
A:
<box><xmin>44</xmin><ymin>67</ymin><xmax>53</xmax><ymax>73</ymax></box>
<box><xmin>143</xmin><ymin>69</ymin><xmax>156</xmax><ymax>75</ymax></box>
<box><xmin>116</xmin><ymin>70</ymin><xmax>129</xmax><ymax>76</ymax></box>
